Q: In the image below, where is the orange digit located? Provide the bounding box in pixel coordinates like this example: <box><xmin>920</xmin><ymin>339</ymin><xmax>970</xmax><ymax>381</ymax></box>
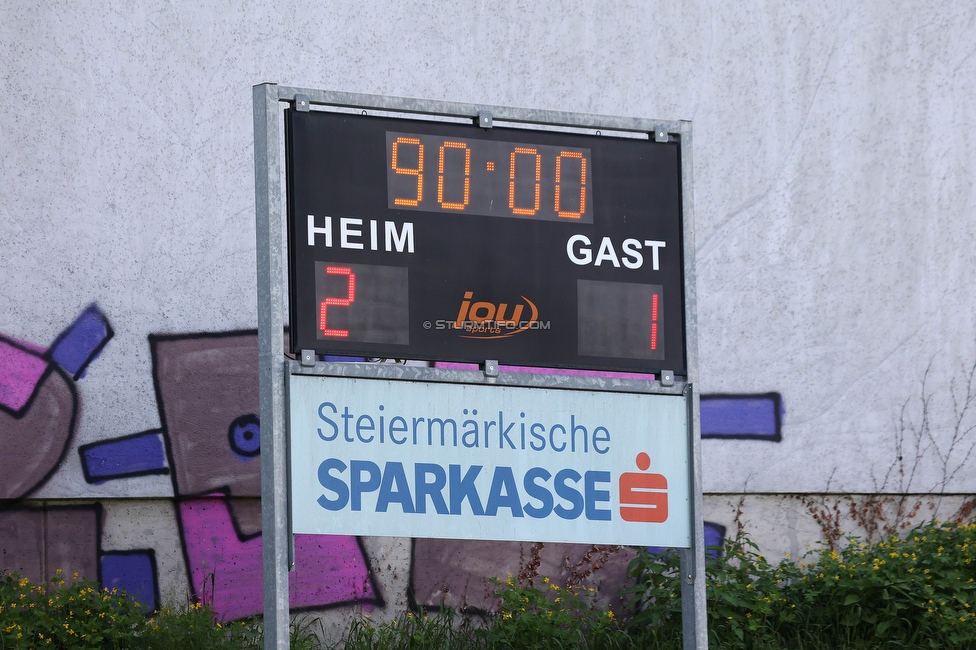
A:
<box><xmin>319</xmin><ymin>266</ymin><xmax>356</xmax><ymax>338</ymax></box>
<box><xmin>437</xmin><ymin>141</ymin><xmax>471</xmax><ymax>210</ymax></box>
<box><xmin>555</xmin><ymin>151</ymin><xmax>587</xmax><ymax>218</ymax></box>
<box><xmin>391</xmin><ymin>137</ymin><xmax>424</xmax><ymax>206</ymax></box>
<box><xmin>509</xmin><ymin>148</ymin><xmax>541</xmax><ymax>216</ymax></box>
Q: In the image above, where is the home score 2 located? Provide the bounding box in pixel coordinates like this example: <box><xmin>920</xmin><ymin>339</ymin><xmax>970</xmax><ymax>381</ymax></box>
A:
<box><xmin>386</xmin><ymin>132</ymin><xmax>592</xmax><ymax>223</ymax></box>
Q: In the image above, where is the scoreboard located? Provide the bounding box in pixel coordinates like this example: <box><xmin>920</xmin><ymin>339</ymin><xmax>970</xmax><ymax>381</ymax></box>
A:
<box><xmin>285</xmin><ymin>109</ymin><xmax>686</xmax><ymax>374</ymax></box>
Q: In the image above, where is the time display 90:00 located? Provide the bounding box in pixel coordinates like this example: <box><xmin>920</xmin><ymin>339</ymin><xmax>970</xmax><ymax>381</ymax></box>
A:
<box><xmin>385</xmin><ymin>131</ymin><xmax>593</xmax><ymax>224</ymax></box>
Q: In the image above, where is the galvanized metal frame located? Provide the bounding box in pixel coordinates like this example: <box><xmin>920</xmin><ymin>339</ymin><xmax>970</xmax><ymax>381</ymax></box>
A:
<box><xmin>288</xmin><ymin>359</ymin><xmax>687</xmax><ymax>390</ymax></box>
<box><xmin>254</xmin><ymin>83</ymin><xmax>704</xmax><ymax>649</ymax></box>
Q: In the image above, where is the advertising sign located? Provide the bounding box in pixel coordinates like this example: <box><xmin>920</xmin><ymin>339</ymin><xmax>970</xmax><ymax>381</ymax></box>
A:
<box><xmin>289</xmin><ymin>373</ymin><xmax>690</xmax><ymax>547</ymax></box>
<box><xmin>256</xmin><ymin>86</ymin><xmax>703</xmax><ymax>648</ymax></box>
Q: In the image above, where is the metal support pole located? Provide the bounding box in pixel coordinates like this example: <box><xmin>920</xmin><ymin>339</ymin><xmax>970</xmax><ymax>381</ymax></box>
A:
<box><xmin>678</xmin><ymin>119</ymin><xmax>707</xmax><ymax>649</ymax></box>
<box><xmin>681</xmin><ymin>385</ymin><xmax>707</xmax><ymax>649</ymax></box>
<box><xmin>253</xmin><ymin>82</ymin><xmax>290</xmax><ymax>650</ymax></box>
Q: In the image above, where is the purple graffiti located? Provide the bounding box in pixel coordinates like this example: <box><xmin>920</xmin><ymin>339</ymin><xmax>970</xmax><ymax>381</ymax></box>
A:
<box><xmin>49</xmin><ymin>304</ymin><xmax>113</xmax><ymax>380</ymax></box>
<box><xmin>434</xmin><ymin>361</ymin><xmax>654</xmax><ymax>380</ymax></box>
<box><xmin>79</xmin><ymin>431</ymin><xmax>169</xmax><ymax>483</ymax></box>
<box><xmin>647</xmin><ymin>521</ymin><xmax>727</xmax><ymax>558</ymax></box>
<box><xmin>0</xmin><ymin>338</ymin><xmax>49</xmax><ymax>414</ymax></box>
<box><xmin>700</xmin><ymin>393</ymin><xmax>783</xmax><ymax>441</ymax></box>
<box><xmin>178</xmin><ymin>496</ymin><xmax>377</xmax><ymax>620</ymax></box>
<box><xmin>100</xmin><ymin>550</ymin><xmax>159</xmax><ymax>611</ymax></box>
<box><xmin>1</xmin><ymin>305</ymin><xmax>112</xmax><ymax>497</ymax></box>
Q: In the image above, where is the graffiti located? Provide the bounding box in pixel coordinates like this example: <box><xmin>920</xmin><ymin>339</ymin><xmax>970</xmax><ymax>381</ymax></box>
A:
<box><xmin>412</xmin><ymin>521</ymin><xmax>730</xmax><ymax>612</ymax></box>
<box><xmin>1</xmin><ymin>308</ymin><xmax>762</xmax><ymax>620</ymax></box>
<box><xmin>178</xmin><ymin>494</ymin><xmax>380</xmax><ymax>618</ymax></box>
<box><xmin>0</xmin><ymin>505</ymin><xmax>101</xmax><ymax>586</ymax></box>
<box><xmin>100</xmin><ymin>550</ymin><xmax>159</xmax><ymax>611</ymax></box>
<box><xmin>149</xmin><ymin>333</ymin><xmax>262</xmax><ymax>499</ymax></box>
<box><xmin>410</xmin><ymin>538</ymin><xmax>636</xmax><ymax>612</ymax></box>
<box><xmin>79</xmin><ymin>431</ymin><xmax>169</xmax><ymax>483</ymax></box>
<box><xmin>700</xmin><ymin>393</ymin><xmax>783</xmax><ymax>441</ymax></box>
<box><xmin>47</xmin><ymin>305</ymin><xmax>114</xmax><ymax>381</ymax></box>
<box><xmin>0</xmin><ymin>307</ymin><xmax>110</xmax><ymax>597</ymax></box>
<box><xmin>0</xmin><ymin>304</ymin><xmax>111</xmax><ymax>499</ymax></box>
<box><xmin>73</xmin><ymin>331</ymin><xmax>380</xmax><ymax>619</ymax></box>
<box><xmin>433</xmin><ymin>361</ymin><xmax>654</xmax><ymax>380</ymax></box>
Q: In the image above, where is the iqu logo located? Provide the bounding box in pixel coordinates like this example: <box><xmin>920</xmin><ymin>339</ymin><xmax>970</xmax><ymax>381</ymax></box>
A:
<box><xmin>451</xmin><ymin>291</ymin><xmax>542</xmax><ymax>339</ymax></box>
<box><xmin>618</xmin><ymin>452</ymin><xmax>668</xmax><ymax>523</ymax></box>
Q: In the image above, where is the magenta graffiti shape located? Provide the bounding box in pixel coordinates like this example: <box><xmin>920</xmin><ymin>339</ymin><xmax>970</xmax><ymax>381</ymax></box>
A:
<box><xmin>0</xmin><ymin>339</ymin><xmax>49</xmax><ymax>413</ymax></box>
<box><xmin>434</xmin><ymin>361</ymin><xmax>654</xmax><ymax>380</ymax></box>
<box><xmin>178</xmin><ymin>497</ymin><xmax>376</xmax><ymax>620</ymax></box>
<box><xmin>0</xmin><ymin>338</ymin><xmax>77</xmax><ymax>499</ymax></box>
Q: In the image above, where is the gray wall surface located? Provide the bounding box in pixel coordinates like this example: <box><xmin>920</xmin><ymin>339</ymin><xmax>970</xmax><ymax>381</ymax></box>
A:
<box><xmin>2</xmin><ymin>0</ymin><xmax>974</xmax><ymax>620</ymax></box>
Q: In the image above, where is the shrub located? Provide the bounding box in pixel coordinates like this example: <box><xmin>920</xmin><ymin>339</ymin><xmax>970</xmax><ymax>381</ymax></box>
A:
<box><xmin>0</xmin><ymin>571</ymin><xmax>317</xmax><ymax>650</ymax></box>
<box><xmin>477</xmin><ymin>575</ymin><xmax>632</xmax><ymax>649</ymax></box>
<box><xmin>1</xmin><ymin>569</ymin><xmax>146</xmax><ymax>649</ymax></box>
<box><xmin>624</xmin><ymin>520</ymin><xmax>976</xmax><ymax>649</ymax></box>
<box><xmin>6</xmin><ymin>521</ymin><xmax>975</xmax><ymax>649</ymax></box>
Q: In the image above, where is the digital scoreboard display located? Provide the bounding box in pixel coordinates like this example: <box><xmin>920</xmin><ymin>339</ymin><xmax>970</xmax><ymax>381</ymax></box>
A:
<box><xmin>285</xmin><ymin>109</ymin><xmax>686</xmax><ymax>374</ymax></box>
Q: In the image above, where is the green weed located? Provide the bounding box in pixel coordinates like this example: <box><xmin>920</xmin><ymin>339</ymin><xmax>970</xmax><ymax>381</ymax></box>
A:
<box><xmin>5</xmin><ymin>520</ymin><xmax>975</xmax><ymax>649</ymax></box>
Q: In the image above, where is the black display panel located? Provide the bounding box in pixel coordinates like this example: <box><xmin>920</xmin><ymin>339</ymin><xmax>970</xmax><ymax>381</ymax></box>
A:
<box><xmin>286</xmin><ymin>109</ymin><xmax>686</xmax><ymax>374</ymax></box>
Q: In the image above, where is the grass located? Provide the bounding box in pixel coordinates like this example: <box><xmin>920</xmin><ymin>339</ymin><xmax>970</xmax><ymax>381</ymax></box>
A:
<box><xmin>3</xmin><ymin>520</ymin><xmax>975</xmax><ymax>649</ymax></box>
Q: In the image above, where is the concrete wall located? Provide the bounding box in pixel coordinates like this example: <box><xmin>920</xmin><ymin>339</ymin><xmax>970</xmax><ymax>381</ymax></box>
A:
<box><xmin>2</xmin><ymin>0</ymin><xmax>975</xmax><ymax>620</ymax></box>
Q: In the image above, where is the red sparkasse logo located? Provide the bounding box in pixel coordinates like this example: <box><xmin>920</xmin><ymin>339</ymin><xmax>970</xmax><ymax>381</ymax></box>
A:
<box><xmin>451</xmin><ymin>291</ymin><xmax>542</xmax><ymax>339</ymax></box>
<box><xmin>619</xmin><ymin>452</ymin><xmax>668</xmax><ymax>523</ymax></box>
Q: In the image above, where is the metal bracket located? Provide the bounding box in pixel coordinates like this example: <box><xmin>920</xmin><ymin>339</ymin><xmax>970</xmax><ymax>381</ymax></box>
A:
<box><xmin>654</xmin><ymin>128</ymin><xmax>669</xmax><ymax>143</ymax></box>
<box><xmin>300</xmin><ymin>349</ymin><xmax>316</xmax><ymax>367</ymax></box>
<box><xmin>659</xmin><ymin>369</ymin><xmax>675</xmax><ymax>386</ymax></box>
<box><xmin>295</xmin><ymin>94</ymin><xmax>311</xmax><ymax>112</ymax></box>
<box><xmin>483</xmin><ymin>359</ymin><xmax>499</xmax><ymax>377</ymax></box>
<box><xmin>477</xmin><ymin>110</ymin><xmax>492</xmax><ymax>129</ymax></box>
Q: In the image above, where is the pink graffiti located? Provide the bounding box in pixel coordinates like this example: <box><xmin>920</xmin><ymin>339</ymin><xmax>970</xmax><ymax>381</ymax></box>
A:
<box><xmin>179</xmin><ymin>497</ymin><xmax>375</xmax><ymax>620</ymax></box>
<box><xmin>434</xmin><ymin>361</ymin><xmax>654</xmax><ymax>380</ymax></box>
<box><xmin>0</xmin><ymin>339</ymin><xmax>49</xmax><ymax>412</ymax></box>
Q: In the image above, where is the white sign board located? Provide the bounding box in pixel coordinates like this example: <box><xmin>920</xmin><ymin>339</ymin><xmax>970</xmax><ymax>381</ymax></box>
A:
<box><xmin>289</xmin><ymin>373</ymin><xmax>690</xmax><ymax>547</ymax></box>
